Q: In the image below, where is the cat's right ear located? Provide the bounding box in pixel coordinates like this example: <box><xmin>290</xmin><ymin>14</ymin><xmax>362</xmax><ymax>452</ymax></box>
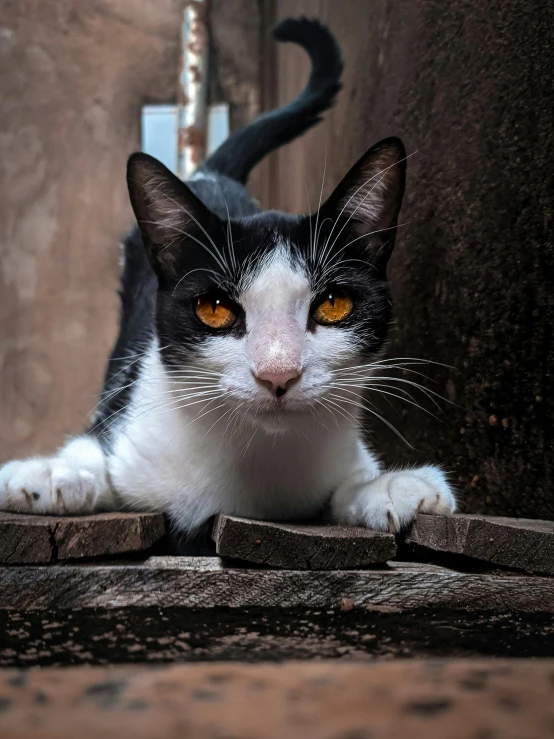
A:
<box><xmin>318</xmin><ymin>137</ymin><xmax>407</xmax><ymax>267</ymax></box>
<box><xmin>126</xmin><ymin>153</ymin><xmax>216</xmax><ymax>280</ymax></box>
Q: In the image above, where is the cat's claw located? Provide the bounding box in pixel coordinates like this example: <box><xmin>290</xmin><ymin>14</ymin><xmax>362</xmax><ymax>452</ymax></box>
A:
<box><xmin>0</xmin><ymin>458</ymin><xmax>99</xmax><ymax>515</ymax></box>
<box><xmin>333</xmin><ymin>465</ymin><xmax>456</xmax><ymax>533</ymax></box>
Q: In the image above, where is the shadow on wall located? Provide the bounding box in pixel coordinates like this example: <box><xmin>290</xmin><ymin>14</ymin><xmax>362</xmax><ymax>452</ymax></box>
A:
<box><xmin>256</xmin><ymin>0</ymin><xmax>554</xmax><ymax>518</ymax></box>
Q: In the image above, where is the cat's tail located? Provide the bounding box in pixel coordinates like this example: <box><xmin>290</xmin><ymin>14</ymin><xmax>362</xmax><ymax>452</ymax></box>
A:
<box><xmin>203</xmin><ymin>17</ymin><xmax>343</xmax><ymax>184</ymax></box>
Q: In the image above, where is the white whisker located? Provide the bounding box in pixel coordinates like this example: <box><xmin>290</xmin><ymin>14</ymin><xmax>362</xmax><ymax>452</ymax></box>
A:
<box><xmin>322</xmin><ymin>152</ymin><xmax>415</xmax><ymax>264</ymax></box>
<box><xmin>311</xmin><ymin>149</ymin><xmax>328</xmax><ymax>264</ymax></box>
<box><xmin>331</xmin><ymin>384</ymin><xmax>439</xmax><ymax>420</ymax></box>
<box><xmin>328</xmin><ymin>392</ymin><xmax>414</xmax><ymax>448</ymax></box>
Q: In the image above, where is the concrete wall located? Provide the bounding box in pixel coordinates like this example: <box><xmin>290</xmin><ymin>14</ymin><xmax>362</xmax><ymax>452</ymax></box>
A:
<box><xmin>253</xmin><ymin>0</ymin><xmax>554</xmax><ymax>516</ymax></box>
<box><xmin>0</xmin><ymin>0</ymin><xmax>185</xmax><ymax>461</ymax></box>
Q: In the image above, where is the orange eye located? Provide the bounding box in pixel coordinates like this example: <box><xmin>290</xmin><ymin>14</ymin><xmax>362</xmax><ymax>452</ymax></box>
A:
<box><xmin>312</xmin><ymin>288</ymin><xmax>354</xmax><ymax>325</ymax></box>
<box><xmin>194</xmin><ymin>293</ymin><xmax>238</xmax><ymax>330</ymax></box>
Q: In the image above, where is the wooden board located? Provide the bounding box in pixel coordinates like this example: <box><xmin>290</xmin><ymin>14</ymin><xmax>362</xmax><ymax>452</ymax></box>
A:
<box><xmin>406</xmin><ymin>513</ymin><xmax>554</xmax><ymax>575</ymax></box>
<box><xmin>1</xmin><ymin>558</ymin><xmax>554</xmax><ymax>612</ymax></box>
<box><xmin>0</xmin><ymin>512</ymin><xmax>165</xmax><ymax>564</ymax></box>
<box><xmin>1</xmin><ymin>660</ymin><xmax>554</xmax><ymax>738</ymax></box>
<box><xmin>212</xmin><ymin>515</ymin><xmax>396</xmax><ymax>568</ymax></box>
<box><xmin>2</xmin><ymin>559</ymin><xmax>554</xmax><ymax>665</ymax></box>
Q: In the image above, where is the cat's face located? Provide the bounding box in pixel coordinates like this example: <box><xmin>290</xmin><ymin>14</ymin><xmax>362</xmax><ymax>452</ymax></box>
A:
<box><xmin>128</xmin><ymin>139</ymin><xmax>406</xmax><ymax>433</ymax></box>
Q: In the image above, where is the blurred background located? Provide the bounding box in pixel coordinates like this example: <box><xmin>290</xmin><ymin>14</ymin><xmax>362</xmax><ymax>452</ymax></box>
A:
<box><xmin>0</xmin><ymin>0</ymin><xmax>552</xmax><ymax>517</ymax></box>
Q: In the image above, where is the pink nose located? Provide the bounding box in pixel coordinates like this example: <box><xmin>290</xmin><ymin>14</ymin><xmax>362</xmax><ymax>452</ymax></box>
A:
<box><xmin>255</xmin><ymin>370</ymin><xmax>300</xmax><ymax>396</ymax></box>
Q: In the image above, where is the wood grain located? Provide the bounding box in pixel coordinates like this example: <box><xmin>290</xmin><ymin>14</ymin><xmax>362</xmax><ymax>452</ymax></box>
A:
<box><xmin>407</xmin><ymin>513</ymin><xmax>554</xmax><ymax>574</ymax></box>
<box><xmin>0</xmin><ymin>512</ymin><xmax>165</xmax><ymax>564</ymax></box>
<box><xmin>1</xmin><ymin>660</ymin><xmax>554</xmax><ymax>738</ymax></box>
<box><xmin>212</xmin><ymin>515</ymin><xmax>396</xmax><ymax>568</ymax></box>
<box><xmin>1</xmin><ymin>558</ymin><xmax>553</xmax><ymax>611</ymax></box>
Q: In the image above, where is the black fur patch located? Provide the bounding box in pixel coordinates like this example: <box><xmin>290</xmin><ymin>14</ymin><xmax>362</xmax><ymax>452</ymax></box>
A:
<box><xmin>89</xmin><ymin>19</ymin><xmax>405</xmax><ymax>448</ymax></box>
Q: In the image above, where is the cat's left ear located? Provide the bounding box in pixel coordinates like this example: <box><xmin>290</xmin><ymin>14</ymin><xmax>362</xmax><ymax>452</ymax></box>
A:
<box><xmin>127</xmin><ymin>152</ymin><xmax>220</xmax><ymax>281</ymax></box>
<box><xmin>320</xmin><ymin>137</ymin><xmax>406</xmax><ymax>263</ymax></box>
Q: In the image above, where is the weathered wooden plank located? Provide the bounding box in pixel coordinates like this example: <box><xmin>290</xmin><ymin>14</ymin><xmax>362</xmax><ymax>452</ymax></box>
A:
<box><xmin>0</xmin><ymin>513</ymin><xmax>166</xmax><ymax>564</ymax></box>
<box><xmin>1</xmin><ymin>558</ymin><xmax>553</xmax><ymax>612</ymax></box>
<box><xmin>212</xmin><ymin>515</ymin><xmax>396</xmax><ymax>568</ymax></box>
<box><xmin>407</xmin><ymin>513</ymin><xmax>554</xmax><ymax>574</ymax></box>
<box><xmin>1</xmin><ymin>660</ymin><xmax>554</xmax><ymax>738</ymax></box>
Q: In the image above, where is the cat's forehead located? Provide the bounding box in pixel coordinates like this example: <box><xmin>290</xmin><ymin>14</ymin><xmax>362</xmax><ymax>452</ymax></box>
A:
<box><xmin>241</xmin><ymin>244</ymin><xmax>310</xmax><ymax>311</ymax></box>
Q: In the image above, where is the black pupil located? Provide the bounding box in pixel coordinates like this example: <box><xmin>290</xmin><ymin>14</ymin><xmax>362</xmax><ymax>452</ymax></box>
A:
<box><xmin>328</xmin><ymin>293</ymin><xmax>335</xmax><ymax>306</ymax></box>
<box><xmin>212</xmin><ymin>299</ymin><xmax>220</xmax><ymax>313</ymax></box>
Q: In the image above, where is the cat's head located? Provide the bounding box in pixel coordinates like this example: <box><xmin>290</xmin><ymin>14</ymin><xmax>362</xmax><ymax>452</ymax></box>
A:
<box><xmin>127</xmin><ymin>138</ymin><xmax>406</xmax><ymax>433</ymax></box>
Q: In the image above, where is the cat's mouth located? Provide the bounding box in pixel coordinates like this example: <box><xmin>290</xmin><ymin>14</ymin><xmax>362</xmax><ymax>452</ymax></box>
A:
<box><xmin>224</xmin><ymin>385</ymin><xmax>320</xmax><ymax>423</ymax></box>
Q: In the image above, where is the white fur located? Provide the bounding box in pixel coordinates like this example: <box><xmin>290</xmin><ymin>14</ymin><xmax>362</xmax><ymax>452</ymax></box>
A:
<box><xmin>244</xmin><ymin>247</ymin><xmax>308</xmax><ymax>379</ymax></box>
<box><xmin>0</xmin><ymin>248</ymin><xmax>456</xmax><ymax>531</ymax></box>
<box><xmin>0</xmin><ymin>436</ymin><xmax>112</xmax><ymax>514</ymax></box>
<box><xmin>332</xmin><ymin>456</ymin><xmax>454</xmax><ymax>532</ymax></box>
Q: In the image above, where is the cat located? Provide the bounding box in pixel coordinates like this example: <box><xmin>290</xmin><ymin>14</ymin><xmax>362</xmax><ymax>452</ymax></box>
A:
<box><xmin>0</xmin><ymin>17</ymin><xmax>455</xmax><ymax>535</ymax></box>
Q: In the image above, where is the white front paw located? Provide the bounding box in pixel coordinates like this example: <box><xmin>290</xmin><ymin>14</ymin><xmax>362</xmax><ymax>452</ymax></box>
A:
<box><xmin>333</xmin><ymin>465</ymin><xmax>456</xmax><ymax>533</ymax></box>
<box><xmin>0</xmin><ymin>457</ymin><xmax>100</xmax><ymax>515</ymax></box>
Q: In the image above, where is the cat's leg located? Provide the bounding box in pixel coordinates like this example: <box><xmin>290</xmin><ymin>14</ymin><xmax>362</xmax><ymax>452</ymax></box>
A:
<box><xmin>0</xmin><ymin>435</ymin><xmax>115</xmax><ymax>514</ymax></box>
<box><xmin>331</xmin><ymin>441</ymin><xmax>456</xmax><ymax>532</ymax></box>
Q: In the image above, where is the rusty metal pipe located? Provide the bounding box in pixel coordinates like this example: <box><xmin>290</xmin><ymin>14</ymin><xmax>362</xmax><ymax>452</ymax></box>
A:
<box><xmin>177</xmin><ymin>0</ymin><xmax>209</xmax><ymax>179</ymax></box>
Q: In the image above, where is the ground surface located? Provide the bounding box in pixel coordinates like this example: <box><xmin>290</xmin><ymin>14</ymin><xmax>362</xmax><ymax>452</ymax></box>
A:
<box><xmin>1</xmin><ymin>660</ymin><xmax>554</xmax><ymax>738</ymax></box>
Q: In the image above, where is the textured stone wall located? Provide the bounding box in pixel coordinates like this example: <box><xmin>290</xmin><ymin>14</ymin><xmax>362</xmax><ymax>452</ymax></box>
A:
<box><xmin>256</xmin><ymin>0</ymin><xmax>554</xmax><ymax>517</ymax></box>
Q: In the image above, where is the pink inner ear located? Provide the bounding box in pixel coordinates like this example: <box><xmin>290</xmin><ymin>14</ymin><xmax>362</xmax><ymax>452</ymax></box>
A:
<box><xmin>323</xmin><ymin>141</ymin><xmax>405</xmax><ymax>238</ymax></box>
<box><xmin>344</xmin><ymin>173</ymin><xmax>387</xmax><ymax>223</ymax></box>
<box><xmin>248</xmin><ymin>315</ymin><xmax>304</xmax><ymax>378</ymax></box>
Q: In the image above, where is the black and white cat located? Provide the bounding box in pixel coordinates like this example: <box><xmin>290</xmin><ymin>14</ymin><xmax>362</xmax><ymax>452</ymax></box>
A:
<box><xmin>0</xmin><ymin>18</ymin><xmax>455</xmax><ymax>534</ymax></box>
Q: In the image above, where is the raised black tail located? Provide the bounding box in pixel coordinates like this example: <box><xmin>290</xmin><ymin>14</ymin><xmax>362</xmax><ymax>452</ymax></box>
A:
<box><xmin>204</xmin><ymin>17</ymin><xmax>343</xmax><ymax>184</ymax></box>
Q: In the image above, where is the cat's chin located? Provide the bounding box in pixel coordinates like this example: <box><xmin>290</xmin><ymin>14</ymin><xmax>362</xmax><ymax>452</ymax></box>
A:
<box><xmin>244</xmin><ymin>404</ymin><xmax>313</xmax><ymax>434</ymax></box>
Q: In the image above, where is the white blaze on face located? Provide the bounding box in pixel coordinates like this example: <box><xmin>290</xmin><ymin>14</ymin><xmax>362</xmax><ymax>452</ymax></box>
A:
<box><xmin>242</xmin><ymin>249</ymin><xmax>310</xmax><ymax>379</ymax></box>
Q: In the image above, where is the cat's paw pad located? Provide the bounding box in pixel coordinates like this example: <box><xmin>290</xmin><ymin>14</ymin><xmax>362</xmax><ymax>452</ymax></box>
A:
<box><xmin>0</xmin><ymin>458</ymin><xmax>98</xmax><ymax>515</ymax></box>
<box><xmin>336</xmin><ymin>466</ymin><xmax>456</xmax><ymax>533</ymax></box>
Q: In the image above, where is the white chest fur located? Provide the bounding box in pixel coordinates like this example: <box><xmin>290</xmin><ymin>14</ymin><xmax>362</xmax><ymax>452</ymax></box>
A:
<box><xmin>107</xmin><ymin>346</ymin><xmax>361</xmax><ymax>532</ymax></box>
